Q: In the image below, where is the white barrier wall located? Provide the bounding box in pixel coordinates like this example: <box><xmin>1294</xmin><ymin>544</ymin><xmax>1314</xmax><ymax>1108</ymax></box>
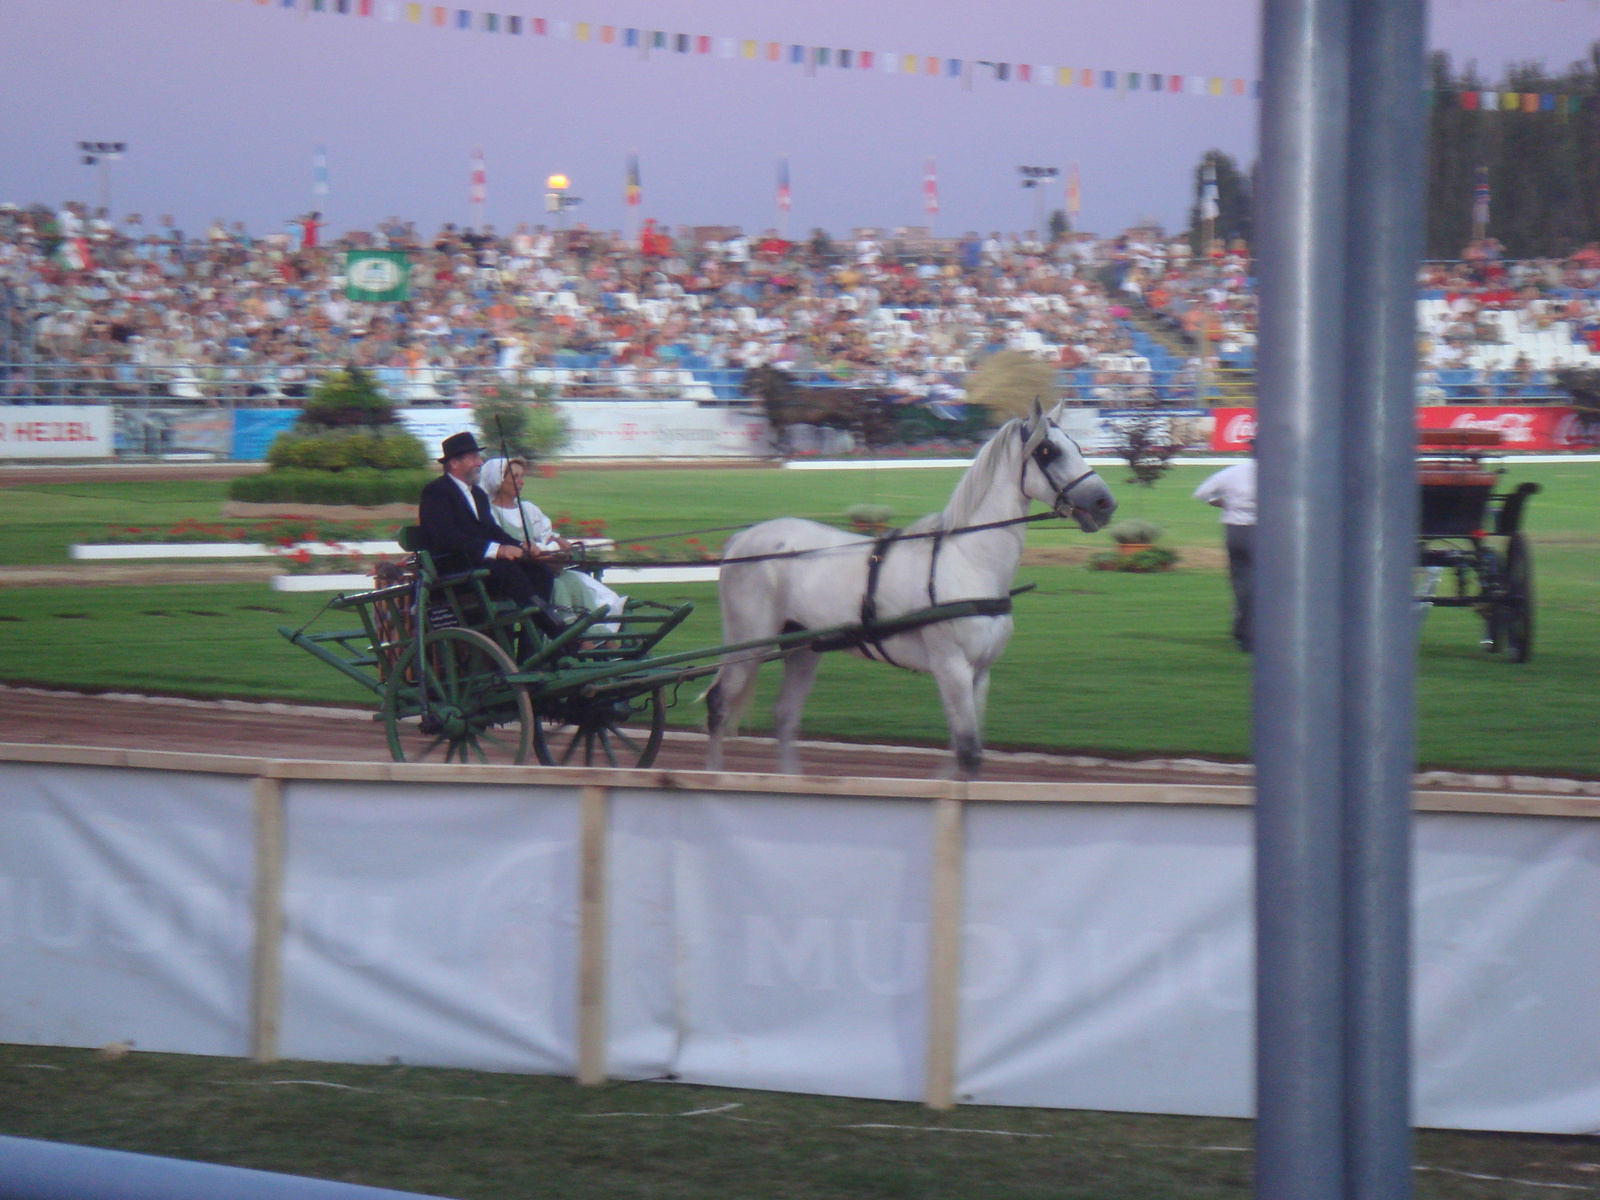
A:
<box><xmin>0</xmin><ymin>750</ymin><xmax>1596</xmax><ymax>1133</ymax></box>
<box><xmin>0</xmin><ymin>406</ymin><xmax>114</xmax><ymax>459</ymax></box>
<box><xmin>398</xmin><ymin>402</ymin><xmax>771</xmax><ymax>460</ymax></box>
<box><xmin>0</xmin><ymin>765</ymin><xmax>256</xmax><ymax>1055</ymax></box>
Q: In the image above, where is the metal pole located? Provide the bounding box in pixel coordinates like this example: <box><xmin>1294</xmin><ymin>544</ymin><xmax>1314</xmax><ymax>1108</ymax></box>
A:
<box><xmin>1342</xmin><ymin>0</ymin><xmax>1425</xmax><ymax>1195</ymax></box>
<box><xmin>1253</xmin><ymin>0</ymin><xmax>1351</xmax><ymax>1198</ymax></box>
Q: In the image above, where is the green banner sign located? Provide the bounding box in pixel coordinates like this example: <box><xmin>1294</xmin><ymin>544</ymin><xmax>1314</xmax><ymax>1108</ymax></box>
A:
<box><xmin>345</xmin><ymin>250</ymin><xmax>411</xmax><ymax>302</ymax></box>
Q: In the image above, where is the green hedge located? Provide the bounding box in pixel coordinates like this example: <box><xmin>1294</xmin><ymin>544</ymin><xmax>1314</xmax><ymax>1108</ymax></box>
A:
<box><xmin>265</xmin><ymin>427</ymin><xmax>429</xmax><ymax>472</ymax></box>
<box><xmin>228</xmin><ymin>468</ymin><xmax>434</xmax><ymax>506</ymax></box>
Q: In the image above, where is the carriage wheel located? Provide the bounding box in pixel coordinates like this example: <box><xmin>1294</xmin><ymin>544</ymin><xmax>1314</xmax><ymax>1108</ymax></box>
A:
<box><xmin>382</xmin><ymin>628</ymin><xmax>533</xmax><ymax>764</ymax></box>
<box><xmin>532</xmin><ymin>687</ymin><xmax>666</xmax><ymax>769</ymax></box>
<box><xmin>1495</xmin><ymin>533</ymin><xmax>1534</xmax><ymax>664</ymax></box>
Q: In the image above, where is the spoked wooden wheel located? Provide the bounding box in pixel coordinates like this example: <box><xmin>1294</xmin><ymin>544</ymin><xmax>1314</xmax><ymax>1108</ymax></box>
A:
<box><xmin>532</xmin><ymin>686</ymin><xmax>666</xmax><ymax>769</ymax></box>
<box><xmin>382</xmin><ymin>628</ymin><xmax>533</xmax><ymax>764</ymax></box>
<box><xmin>1491</xmin><ymin>533</ymin><xmax>1534</xmax><ymax>664</ymax></box>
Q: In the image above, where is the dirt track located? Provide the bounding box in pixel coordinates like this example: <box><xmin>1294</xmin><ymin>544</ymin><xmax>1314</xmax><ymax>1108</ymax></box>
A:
<box><xmin>4</xmin><ymin>685</ymin><xmax>1593</xmax><ymax>796</ymax></box>
<box><xmin>0</xmin><ymin>684</ymin><xmax>1258</xmax><ymax>785</ymax></box>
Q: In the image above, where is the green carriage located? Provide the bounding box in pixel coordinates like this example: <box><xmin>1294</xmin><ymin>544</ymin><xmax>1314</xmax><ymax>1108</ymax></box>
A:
<box><xmin>281</xmin><ymin>528</ymin><xmax>1016</xmax><ymax>768</ymax></box>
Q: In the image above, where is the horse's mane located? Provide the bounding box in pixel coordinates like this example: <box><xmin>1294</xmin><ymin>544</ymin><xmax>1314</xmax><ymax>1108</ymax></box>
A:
<box><xmin>903</xmin><ymin>418</ymin><xmax>1022</xmax><ymax>534</ymax></box>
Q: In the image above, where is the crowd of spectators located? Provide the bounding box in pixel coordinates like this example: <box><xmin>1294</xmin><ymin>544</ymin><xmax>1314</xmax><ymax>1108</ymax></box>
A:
<box><xmin>1136</xmin><ymin>233</ymin><xmax>1600</xmax><ymax>402</ymax></box>
<box><xmin>3</xmin><ymin>198</ymin><xmax>1597</xmax><ymax>408</ymax></box>
<box><xmin>0</xmin><ymin>201</ymin><xmax>1171</xmax><ymax>407</ymax></box>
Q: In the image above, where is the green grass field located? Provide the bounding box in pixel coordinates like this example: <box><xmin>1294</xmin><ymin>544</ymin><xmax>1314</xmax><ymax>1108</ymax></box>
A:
<box><xmin>3</xmin><ymin>1044</ymin><xmax>1597</xmax><ymax>1200</ymax></box>
<box><xmin>0</xmin><ymin>461</ymin><xmax>1595</xmax><ymax>773</ymax></box>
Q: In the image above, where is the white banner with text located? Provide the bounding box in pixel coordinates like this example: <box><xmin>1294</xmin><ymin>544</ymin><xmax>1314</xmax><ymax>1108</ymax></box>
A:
<box><xmin>397</xmin><ymin>402</ymin><xmax>771</xmax><ymax>460</ymax></box>
<box><xmin>1</xmin><ymin>763</ymin><xmax>1596</xmax><ymax>1133</ymax></box>
<box><xmin>0</xmin><ymin>406</ymin><xmax>114</xmax><ymax>459</ymax></box>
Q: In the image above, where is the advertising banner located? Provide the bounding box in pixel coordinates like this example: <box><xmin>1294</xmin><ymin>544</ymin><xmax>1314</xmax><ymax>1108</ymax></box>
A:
<box><xmin>560</xmin><ymin>401</ymin><xmax>772</xmax><ymax>459</ymax></box>
<box><xmin>279</xmin><ymin>781</ymin><xmax>583</xmax><ymax>1074</ymax></box>
<box><xmin>606</xmin><ymin>791</ymin><xmax>934</xmax><ymax>1101</ymax></box>
<box><xmin>231</xmin><ymin>409</ymin><xmax>301</xmax><ymax>461</ymax></box>
<box><xmin>1092</xmin><ymin>409</ymin><xmax>1210</xmax><ymax>454</ymax></box>
<box><xmin>0</xmin><ymin>406</ymin><xmax>113</xmax><ymax>459</ymax></box>
<box><xmin>245</xmin><ymin>403</ymin><xmax>772</xmax><ymax>462</ymax></box>
<box><xmin>1211</xmin><ymin>405</ymin><xmax>1586</xmax><ymax>452</ymax></box>
<box><xmin>116</xmin><ymin>407</ymin><xmax>233</xmax><ymax>458</ymax></box>
<box><xmin>1415</xmin><ymin>405</ymin><xmax>1588</xmax><ymax>451</ymax></box>
<box><xmin>5</xmin><ymin>757</ymin><xmax>1599</xmax><ymax>1134</ymax></box>
<box><xmin>0</xmin><ymin>764</ymin><xmax>256</xmax><ymax>1056</ymax></box>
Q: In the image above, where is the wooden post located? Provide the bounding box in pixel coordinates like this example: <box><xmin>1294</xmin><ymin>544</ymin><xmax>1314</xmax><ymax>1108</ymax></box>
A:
<box><xmin>577</xmin><ymin>784</ymin><xmax>609</xmax><ymax>1086</ymax></box>
<box><xmin>924</xmin><ymin>794</ymin><xmax>965</xmax><ymax>1110</ymax></box>
<box><xmin>249</xmin><ymin>777</ymin><xmax>287</xmax><ymax>1064</ymax></box>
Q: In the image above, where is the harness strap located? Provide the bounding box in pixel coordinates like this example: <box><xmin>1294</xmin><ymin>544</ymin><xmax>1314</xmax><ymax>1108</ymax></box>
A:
<box><xmin>927</xmin><ymin>528</ymin><xmax>945</xmax><ymax>606</ymax></box>
<box><xmin>859</xmin><ymin>529</ymin><xmax>906</xmax><ymax>668</ymax></box>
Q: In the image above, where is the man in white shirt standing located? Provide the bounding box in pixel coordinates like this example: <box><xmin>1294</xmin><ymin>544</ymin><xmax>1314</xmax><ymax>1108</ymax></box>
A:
<box><xmin>1193</xmin><ymin>446</ymin><xmax>1257</xmax><ymax>652</ymax></box>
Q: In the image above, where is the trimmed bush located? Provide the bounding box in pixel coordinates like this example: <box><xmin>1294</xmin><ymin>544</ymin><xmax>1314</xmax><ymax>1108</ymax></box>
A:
<box><xmin>229</xmin><ymin>468</ymin><xmax>434</xmax><ymax>507</ymax></box>
<box><xmin>231</xmin><ymin>366</ymin><xmax>430</xmax><ymax>506</ymax></box>
<box><xmin>299</xmin><ymin>366</ymin><xmax>402</xmax><ymax>428</ymax></box>
<box><xmin>266</xmin><ymin>428</ymin><xmax>428</xmax><ymax>473</ymax></box>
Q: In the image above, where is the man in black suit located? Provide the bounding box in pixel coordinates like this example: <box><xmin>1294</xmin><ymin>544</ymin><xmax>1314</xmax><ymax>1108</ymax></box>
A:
<box><xmin>418</xmin><ymin>431</ymin><xmax>558</xmax><ymax>615</ymax></box>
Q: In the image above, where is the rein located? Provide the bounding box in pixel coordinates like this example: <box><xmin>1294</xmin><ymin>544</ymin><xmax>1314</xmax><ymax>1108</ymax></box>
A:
<box><xmin>594</xmin><ymin>510</ymin><xmax>1063</xmax><ymax>570</ymax></box>
<box><xmin>583</xmin><ymin>417</ymin><xmax>1103</xmax><ymax>572</ymax></box>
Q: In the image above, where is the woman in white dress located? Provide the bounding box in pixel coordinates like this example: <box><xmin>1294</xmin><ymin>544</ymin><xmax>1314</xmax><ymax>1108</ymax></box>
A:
<box><xmin>480</xmin><ymin>457</ymin><xmax>626</xmax><ymax>627</ymax></box>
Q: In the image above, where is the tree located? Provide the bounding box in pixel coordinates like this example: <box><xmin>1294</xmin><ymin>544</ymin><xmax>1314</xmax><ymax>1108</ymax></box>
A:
<box><xmin>1048</xmin><ymin>209</ymin><xmax>1071</xmax><ymax>242</ymax></box>
<box><xmin>1188</xmin><ymin>151</ymin><xmax>1253</xmax><ymax>255</ymax></box>
<box><xmin>1426</xmin><ymin>44</ymin><xmax>1600</xmax><ymax>258</ymax></box>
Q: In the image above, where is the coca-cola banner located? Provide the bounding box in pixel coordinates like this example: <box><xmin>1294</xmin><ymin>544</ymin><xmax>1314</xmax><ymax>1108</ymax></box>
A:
<box><xmin>1210</xmin><ymin>406</ymin><xmax>1588</xmax><ymax>452</ymax></box>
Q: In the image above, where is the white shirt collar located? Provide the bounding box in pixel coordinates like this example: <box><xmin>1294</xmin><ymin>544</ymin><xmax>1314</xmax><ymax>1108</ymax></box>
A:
<box><xmin>448</xmin><ymin>471</ymin><xmax>478</xmax><ymax>509</ymax></box>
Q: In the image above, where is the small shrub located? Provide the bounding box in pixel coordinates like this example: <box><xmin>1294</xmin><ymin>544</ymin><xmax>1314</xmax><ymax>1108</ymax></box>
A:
<box><xmin>1088</xmin><ymin>546</ymin><xmax>1181</xmax><ymax>573</ymax></box>
<box><xmin>1113</xmin><ymin>415</ymin><xmax>1185</xmax><ymax>487</ymax></box>
<box><xmin>1105</xmin><ymin>518</ymin><xmax>1164</xmax><ymax>545</ymax></box>
<box><xmin>844</xmin><ymin>503</ymin><xmax>895</xmax><ymax>533</ymax></box>
<box><xmin>473</xmin><ymin>382</ymin><xmax>571</xmax><ymax>461</ymax></box>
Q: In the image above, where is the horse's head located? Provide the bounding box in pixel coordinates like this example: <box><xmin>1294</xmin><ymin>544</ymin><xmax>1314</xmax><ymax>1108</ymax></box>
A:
<box><xmin>1019</xmin><ymin>398</ymin><xmax>1118</xmax><ymax>532</ymax></box>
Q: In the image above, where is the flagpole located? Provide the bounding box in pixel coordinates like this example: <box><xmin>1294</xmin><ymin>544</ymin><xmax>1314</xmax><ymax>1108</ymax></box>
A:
<box><xmin>469</xmin><ymin>146</ymin><xmax>486</xmax><ymax>233</ymax></box>
<box><xmin>312</xmin><ymin>144</ymin><xmax>329</xmax><ymax>227</ymax></box>
<box><xmin>625</xmin><ymin>151</ymin><xmax>641</xmax><ymax>245</ymax></box>
<box><xmin>777</xmin><ymin>155</ymin><xmax>791</xmax><ymax>240</ymax></box>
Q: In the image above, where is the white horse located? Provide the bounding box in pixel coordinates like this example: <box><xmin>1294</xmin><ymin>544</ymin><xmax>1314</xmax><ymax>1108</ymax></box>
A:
<box><xmin>704</xmin><ymin>399</ymin><xmax>1118</xmax><ymax>779</ymax></box>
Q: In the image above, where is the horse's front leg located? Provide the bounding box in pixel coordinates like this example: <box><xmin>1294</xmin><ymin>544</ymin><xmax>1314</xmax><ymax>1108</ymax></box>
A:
<box><xmin>931</xmin><ymin>656</ymin><xmax>983</xmax><ymax>780</ymax></box>
<box><xmin>772</xmin><ymin>649</ymin><xmax>821</xmax><ymax>775</ymax></box>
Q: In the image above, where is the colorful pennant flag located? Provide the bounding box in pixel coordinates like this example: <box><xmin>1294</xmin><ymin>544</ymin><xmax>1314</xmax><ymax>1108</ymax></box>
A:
<box><xmin>230</xmin><ymin>2</ymin><xmax>1295</xmax><ymax>103</ymax></box>
<box><xmin>776</xmin><ymin>155</ymin><xmax>791</xmax><ymax>214</ymax></box>
<box><xmin>923</xmin><ymin>159</ymin><xmax>939</xmax><ymax>220</ymax></box>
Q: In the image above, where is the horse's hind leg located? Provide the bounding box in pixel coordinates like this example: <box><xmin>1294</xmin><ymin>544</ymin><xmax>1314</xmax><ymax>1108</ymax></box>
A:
<box><xmin>772</xmin><ymin>649</ymin><xmax>822</xmax><ymax>775</ymax></box>
<box><xmin>704</xmin><ymin>654</ymin><xmax>762</xmax><ymax>771</ymax></box>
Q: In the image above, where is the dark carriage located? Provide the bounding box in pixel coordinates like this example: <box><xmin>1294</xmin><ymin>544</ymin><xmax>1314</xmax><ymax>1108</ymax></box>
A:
<box><xmin>1415</xmin><ymin>429</ymin><xmax>1540</xmax><ymax>662</ymax></box>
<box><xmin>742</xmin><ymin>365</ymin><xmax>899</xmax><ymax>455</ymax></box>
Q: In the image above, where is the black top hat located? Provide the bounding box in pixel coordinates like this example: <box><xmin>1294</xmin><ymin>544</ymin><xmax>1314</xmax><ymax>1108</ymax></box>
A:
<box><xmin>438</xmin><ymin>431</ymin><xmax>483</xmax><ymax>463</ymax></box>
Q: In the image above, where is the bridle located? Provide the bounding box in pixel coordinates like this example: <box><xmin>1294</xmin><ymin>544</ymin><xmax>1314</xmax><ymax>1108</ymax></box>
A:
<box><xmin>1020</xmin><ymin>419</ymin><xmax>1099</xmax><ymax>517</ymax></box>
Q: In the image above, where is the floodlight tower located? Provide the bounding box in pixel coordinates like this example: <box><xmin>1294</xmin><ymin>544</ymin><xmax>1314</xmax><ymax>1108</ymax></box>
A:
<box><xmin>77</xmin><ymin>142</ymin><xmax>127</xmax><ymax>217</ymax></box>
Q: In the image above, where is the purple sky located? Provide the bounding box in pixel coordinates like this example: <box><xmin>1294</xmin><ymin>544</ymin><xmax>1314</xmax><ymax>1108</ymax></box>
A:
<box><xmin>2</xmin><ymin>0</ymin><xmax>1596</xmax><ymax>240</ymax></box>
